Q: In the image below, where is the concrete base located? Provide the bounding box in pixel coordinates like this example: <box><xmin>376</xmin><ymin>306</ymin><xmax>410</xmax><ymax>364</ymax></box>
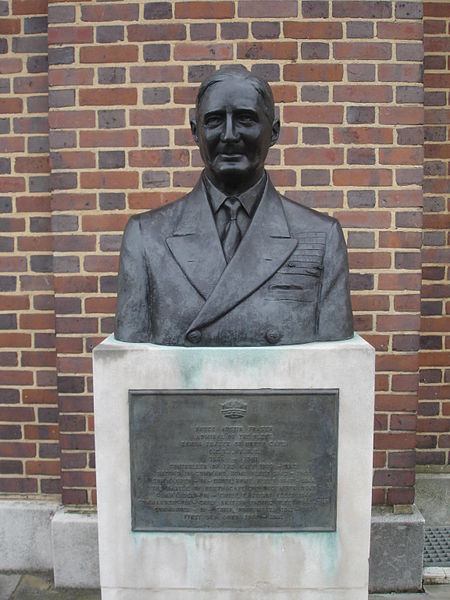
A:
<box><xmin>0</xmin><ymin>500</ymin><xmax>99</xmax><ymax>589</ymax></box>
<box><xmin>415</xmin><ymin>472</ymin><xmax>450</xmax><ymax>526</ymax></box>
<box><xmin>94</xmin><ymin>334</ymin><xmax>375</xmax><ymax>599</ymax></box>
<box><xmin>369</xmin><ymin>506</ymin><xmax>424</xmax><ymax>593</ymax></box>
<box><xmin>0</xmin><ymin>500</ymin><xmax>58</xmax><ymax>571</ymax></box>
<box><xmin>51</xmin><ymin>508</ymin><xmax>99</xmax><ymax>588</ymax></box>
<box><xmin>0</xmin><ymin>499</ymin><xmax>427</xmax><ymax>594</ymax></box>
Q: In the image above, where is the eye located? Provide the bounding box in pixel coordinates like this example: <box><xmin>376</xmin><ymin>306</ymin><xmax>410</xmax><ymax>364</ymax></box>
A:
<box><xmin>204</xmin><ymin>114</ymin><xmax>223</xmax><ymax>127</ymax></box>
<box><xmin>237</xmin><ymin>112</ymin><xmax>257</xmax><ymax>124</ymax></box>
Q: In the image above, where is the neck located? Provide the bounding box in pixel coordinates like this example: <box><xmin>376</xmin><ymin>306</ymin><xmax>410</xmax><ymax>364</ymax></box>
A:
<box><xmin>207</xmin><ymin>170</ymin><xmax>263</xmax><ymax>196</ymax></box>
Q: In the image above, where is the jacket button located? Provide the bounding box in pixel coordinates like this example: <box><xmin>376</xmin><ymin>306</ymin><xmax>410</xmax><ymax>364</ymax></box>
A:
<box><xmin>265</xmin><ymin>330</ymin><xmax>281</xmax><ymax>344</ymax></box>
<box><xmin>187</xmin><ymin>330</ymin><xmax>201</xmax><ymax>344</ymax></box>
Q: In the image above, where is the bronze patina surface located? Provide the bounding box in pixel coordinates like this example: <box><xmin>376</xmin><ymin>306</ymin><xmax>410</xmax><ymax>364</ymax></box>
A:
<box><xmin>130</xmin><ymin>389</ymin><xmax>338</xmax><ymax>532</ymax></box>
<box><xmin>115</xmin><ymin>65</ymin><xmax>353</xmax><ymax>346</ymax></box>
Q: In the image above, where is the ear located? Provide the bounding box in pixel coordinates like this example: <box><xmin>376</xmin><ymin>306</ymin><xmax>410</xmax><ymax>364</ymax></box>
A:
<box><xmin>270</xmin><ymin>118</ymin><xmax>280</xmax><ymax>146</ymax></box>
<box><xmin>190</xmin><ymin>119</ymin><xmax>199</xmax><ymax>144</ymax></box>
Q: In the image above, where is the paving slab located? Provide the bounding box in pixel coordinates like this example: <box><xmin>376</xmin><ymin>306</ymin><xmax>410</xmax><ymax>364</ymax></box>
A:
<box><xmin>370</xmin><ymin>584</ymin><xmax>450</xmax><ymax>599</ymax></box>
<box><xmin>9</xmin><ymin>573</ymin><xmax>100</xmax><ymax>600</ymax></box>
<box><xmin>1</xmin><ymin>573</ymin><xmax>450</xmax><ymax>600</ymax></box>
<box><xmin>0</xmin><ymin>574</ymin><xmax>20</xmax><ymax>600</ymax></box>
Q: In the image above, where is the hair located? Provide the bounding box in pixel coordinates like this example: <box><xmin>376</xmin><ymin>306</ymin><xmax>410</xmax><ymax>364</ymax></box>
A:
<box><xmin>195</xmin><ymin>65</ymin><xmax>275</xmax><ymax>123</ymax></box>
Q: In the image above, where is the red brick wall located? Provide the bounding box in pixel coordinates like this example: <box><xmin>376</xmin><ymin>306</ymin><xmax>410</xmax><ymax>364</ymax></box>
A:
<box><xmin>418</xmin><ymin>1</ymin><xmax>450</xmax><ymax>468</ymax></box>
<box><xmin>0</xmin><ymin>0</ymin><xmax>60</xmax><ymax>496</ymax></box>
<box><xmin>2</xmin><ymin>1</ymin><xmax>447</xmax><ymax>507</ymax></box>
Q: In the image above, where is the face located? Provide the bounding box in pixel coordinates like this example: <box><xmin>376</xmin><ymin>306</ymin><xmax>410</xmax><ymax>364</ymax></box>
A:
<box><xmin>191</xmin><ymin>78</ymin><xmax>279</xmax><ymax>194</ymax></box>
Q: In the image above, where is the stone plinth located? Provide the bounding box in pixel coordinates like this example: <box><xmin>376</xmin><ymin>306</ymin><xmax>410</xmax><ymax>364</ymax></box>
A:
<box><xmin>93</xmin><ymin>334</ymin><xmax>374</xmax><ymax>599</ymax></box>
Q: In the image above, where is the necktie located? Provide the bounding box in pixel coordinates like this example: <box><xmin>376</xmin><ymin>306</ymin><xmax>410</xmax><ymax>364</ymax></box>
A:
<box><xmin>221</xmin><ymin>197</ymin><xmax>242</xmax><ymax>262</ymax></box>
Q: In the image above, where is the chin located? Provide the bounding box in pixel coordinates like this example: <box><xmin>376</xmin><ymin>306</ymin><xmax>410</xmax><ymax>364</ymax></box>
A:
<box><xmin>214</xmin><ymin>159</ymin><xmax>250</xmax><ymax>177</ymax></box>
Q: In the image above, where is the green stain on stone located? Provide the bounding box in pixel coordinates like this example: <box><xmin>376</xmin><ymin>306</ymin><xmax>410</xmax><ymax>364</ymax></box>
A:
<box><xmin>173</xmin><ymin>346</ymin><xmax>284</xmax><ymax>389</ymax></box>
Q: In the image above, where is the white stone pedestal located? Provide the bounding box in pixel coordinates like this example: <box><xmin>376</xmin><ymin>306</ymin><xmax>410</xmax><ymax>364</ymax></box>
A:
<box><xmin>93</xmin><ymin>334</ymin><xmax>374</xmax><ymax>599</ymax></box>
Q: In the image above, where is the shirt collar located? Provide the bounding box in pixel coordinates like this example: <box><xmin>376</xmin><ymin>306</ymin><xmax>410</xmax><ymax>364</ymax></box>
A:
<box><xmin>203</xmin><ymin>171</ymin><xmax>267</xmax><ymax>217</ymax></box>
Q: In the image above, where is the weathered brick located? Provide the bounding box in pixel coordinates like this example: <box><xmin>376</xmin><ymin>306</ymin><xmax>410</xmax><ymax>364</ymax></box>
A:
<box><xmin>284</xmin><ymin>22</ymin><xmax>342</xmax><ymax>39</ymax></box>
<box><xmin>142</xmin><ymin>128</ymin><xmax>170</xmax><ymax>148</ymax></box>
<box><xmin>252</xmin><ymin>22</ymin><xmax>280</xmax><ymax>40</ymax></box>
<box><xmin>397</xmin><ymin>43</ymin><xmax>424</xmax><ymax>62</ymax></box>
<box><xmin>334</xmin><ymin>127</ymin><xmax>393</xmax><ymax>145</ymax></box>
<box><xmin>301</xmin><ymin>42</ymin><xmax>329</xmax><ymax>60</ymax></box>
<box><xmin>191</xmin><ymin>23</ymin><xmax>216</xmax><ymax>41</ymax></box>
<box><xmin>98</xmin><ymin>109</ymin><xmax>125</xmax><ymax>130</ymax></box>
<box><xmin>144</xmin><ymin>2</ymin><xmax>172</xmax><ymax>20</ymax></box>
<box><xmin>379</xmin><ymin>64</ymin><xmax>423</xmax><ymax>83</ymax></box>
<box><xmin>48</xmin><ymin>47</ymin><xmax>74</xmax><ymax>66</ymax></box>
<box><xmin>129</xmin><ymin>149</ymin><xmax>189</xmax><ymax>168</ymax></box>
<box><xmin>128</xmin><ymin>24</ymin><xmax>186</xmax><ymax>42</ymax></box>
<box><xmin>221</xmin><ymin>22</ymin><xmax>248</xmax><ymax>40</ymax></box>
<box><xmin>334</xmin><ymin>85</ymin><xmax>392</xmax><ymax>103</ymax></box>
<box><xmin>333</xmin><ymin>169</ymin><xmax>392</xmax><ymax>187</ymax></box>
<box><xmin>380</xmin><ymin>107</ymin><xmax>424</xmax><ymax>125</ymax></box>
<box><xmin>398</xmin><ymin>126</ymin><xmax>424</xmax><ymax>145</ymax></box>
<box><xmin>96</xmin><ymin>25</ymin><xmax>124</xmax><ymax>44</ymax></box>
<box><xmin>424</xmin><ymin>91</ymin><xmax>447</xmax><ymax>107</ymax></box>
<box><xmin>396</xmin><ymin>2</ymin><xmax>423</xmax><ymax>20</ymax></box>
<box><xmin>80</xmin><ymin>130</ymin><xmax>138</xmax><ymax>148</ymax></box>
<box><xmin>251</xmin><ymin>63</ymin><xmax>279</xmax><ymax>82</ymax></box>
<box><xmin>334</xmin><ymin>42</ymin><xmax>392</xmax><ymax>60</ymax></box>
<box><xmin>12</xmin><ymin>0</ymin><xmax>47</xmax><ymax>15</ymax></box>
<box><xmin>130</xmin><ymin>65</ymin><xmax>183</xmax><ymax>83</ymax></box>
<box><xmin>48</xmin><ymin>5</ymin><xmax>75</xmax><ymax>24</ymax></box>
<box><xmin>300</xmin><ymin>85</ymin><xmax>329</xmax><ymax>103</ymax></box>
<box><xmin>80</xmin><ymin>45</ymin><xmax>138</xmax><ymax>64</ymax></box>
<box><xmin>238</xmin><ymin>42</ymin><xmax>297</xmax><ymax>61</ymax></box>
<box><xmin>239</xmin><ymin>0</ymin><xmax>297</xmax><ymax>18</ymax></box>
<box><xmin>24</xmin><ymin>16</ymin><xmax>47</xmax><ymax>34</ymax></box>
<box><xmin>99</xmin><ymin>151</ymin><xmax>125</xmax><ymax>170</ymax></box>
<box><xmin>347</xmin><ymin>21</ymin><xmax>374</xmax><ymax>38</ymax></box>
<box><xmin>143</xmin><ymin>170</ymin><xmax>171</xmax><ymax>188</ymax></box>
<box><xmin>378</xmin><ymin>22</ymin><xmax>423</xmax><ymax>40</ymax></box>
<box><xmin>302</xmin><ymin>127</ymin><xmax>329</xmax><ymax>145</ymax></box>
<box><xmin>49</xmin><ymin>89</ymin><xmax>75</xmax><ymax>109</ymax></box>
<box><xmin>284</xmin><ymin>63</ymin><xmax>342</xmax><ymax>82</ymax></box>
<box><xmin>285</xmin><ymin>147</ymin><xmax>343</xmax><ymax>166</ymax></box>
<box><xmin>348</xmin><ymin>190</ymin><xmax>376</xmax><ymax>208</ymax></box>
<box><xmin>81</xmin><ymin>3</ymin><xmax>139</xmax><ymax>22</ymax></box>
<box><xmin>99</xmin><ymin>193</ymin><xmax>125</xmax><ymax>211</ymax></box>
<box><xmin>332</xmin><ymin>1</ymin><xmax>391</xmax><ymax>19</ymax></box>
<box><xmin>300</xmin><ymin>170</ymin><xmax>330</xmax><ymax>187</ymax></box>
<box><xmin>347</xmin><ymin>64</ymin><xmax>375</xmax><ymax>82</ymax></box>
<box><xmin>302</xmin><ymin>1</ymin><xmax>328</xmax><ymax>18</ymax></box>
<box><xmin>48</xmin><ymin>26</ymin><xmax>93</xmax><ymax>45</ymax></box>
<box><xmin>98</xmin><ymin>67</ymin><xmax>126</xmax><ymax>85</ymax></box>
<box><xmin>80</xmin><ymin>88</ymin><xmax>137</xmax><ymax>106</ymax></box>
<box><xmin>143</xmin><ymin>44</ymin><xmax>170</xmax><ymax>62</ymax></box>
<box><xmin>130</xmin><ymin>108</ymin><xmax>185</xmax><ymax>126</ymax></box>
<box><xmin>285</xmin><ymin>105</ymin><xmax>344</xmax><ymax>124</ymax></box>
<box><xmin>80</xmin><ymin>172</ymin><xmax>139</xmax><ymax>190</ymax></box>
<box><xmin>397</xmin><ymin>85</ymin><xmax>424</xmax><ymax>104</ymax></box>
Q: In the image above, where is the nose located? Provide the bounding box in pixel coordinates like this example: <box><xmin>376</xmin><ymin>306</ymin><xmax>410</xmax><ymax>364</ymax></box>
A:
<box><xmin>220</xmin><ymin>113</ymin><xmax>239</xmax><ymax>142</ymax></box>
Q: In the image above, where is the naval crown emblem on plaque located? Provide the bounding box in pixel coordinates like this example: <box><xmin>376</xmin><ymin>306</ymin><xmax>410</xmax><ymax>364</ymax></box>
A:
<box><xmin>221</xmin><ymin>399</ymin><xmax>247</xmax><ymax>419</ymax></box>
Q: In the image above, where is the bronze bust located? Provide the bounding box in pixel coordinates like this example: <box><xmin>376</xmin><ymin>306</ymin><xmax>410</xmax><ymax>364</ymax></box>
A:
<box><xmin>114</xmin><ymin>65</ymin><xmax>353</xmax><ymax>346</ymax></box>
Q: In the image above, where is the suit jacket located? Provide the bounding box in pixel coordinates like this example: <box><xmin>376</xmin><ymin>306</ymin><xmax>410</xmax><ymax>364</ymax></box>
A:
<box><xmin>114</xmin><ymin>176</ymin><xmax>353</xmax><ymax>346</ymax></box>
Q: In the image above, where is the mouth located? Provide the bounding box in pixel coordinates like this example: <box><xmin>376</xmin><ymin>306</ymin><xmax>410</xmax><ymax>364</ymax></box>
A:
<box><xmin>218</xmin><ymin>153</ymin><xmax>243</xmax><ymax>160</ymax></box>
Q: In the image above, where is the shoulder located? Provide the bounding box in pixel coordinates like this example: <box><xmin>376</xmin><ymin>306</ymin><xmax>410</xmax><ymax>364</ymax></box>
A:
<box><xmin>276</xmin><ymin>190</ymin><xmax>339</xmax><ymax>233</ymax></box>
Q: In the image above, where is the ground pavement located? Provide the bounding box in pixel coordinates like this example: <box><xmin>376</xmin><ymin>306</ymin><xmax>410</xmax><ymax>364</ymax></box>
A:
<box><xmin>1</xmin><ymin>572</ymin><xmax>450</xmax><ymax>600</ymax></box>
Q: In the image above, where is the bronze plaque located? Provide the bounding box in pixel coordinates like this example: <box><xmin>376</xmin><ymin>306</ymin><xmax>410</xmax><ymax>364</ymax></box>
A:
<box><xmin>130</xmin><ymin>389</ymin><xmax>338</xmax><ymax>532</ymax></box>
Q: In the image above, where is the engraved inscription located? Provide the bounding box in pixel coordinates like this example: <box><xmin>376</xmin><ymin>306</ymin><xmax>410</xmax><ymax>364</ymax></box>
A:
<box><xmin>130</xmin><ymin>390</ymin><xmax>338</xmax><ymax>532</ymax></box>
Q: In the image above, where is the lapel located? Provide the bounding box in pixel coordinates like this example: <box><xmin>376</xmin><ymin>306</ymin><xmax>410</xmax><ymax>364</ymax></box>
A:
<box><xmin>166</xmin><ymin>179</ymin><xmax>226</xmax><ymax>300</ymax></box>
<box><xmin>186</xmin><ymin>178</ymin><xmax>298</xmax><ymax>333</ymax></box>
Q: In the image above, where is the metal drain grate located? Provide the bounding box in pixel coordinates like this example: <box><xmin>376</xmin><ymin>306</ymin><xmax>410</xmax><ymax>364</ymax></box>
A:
<box><xmin>424</xmin><ymin>526</ymin><xmax>450</xmax><ymax>567</ymax></box>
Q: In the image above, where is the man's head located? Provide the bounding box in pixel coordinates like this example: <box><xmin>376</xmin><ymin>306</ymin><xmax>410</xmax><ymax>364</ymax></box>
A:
<box><xmin>190</xmin><ymin>65</ymin><xmax>280</xmax><ymax>195</ymax></box>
